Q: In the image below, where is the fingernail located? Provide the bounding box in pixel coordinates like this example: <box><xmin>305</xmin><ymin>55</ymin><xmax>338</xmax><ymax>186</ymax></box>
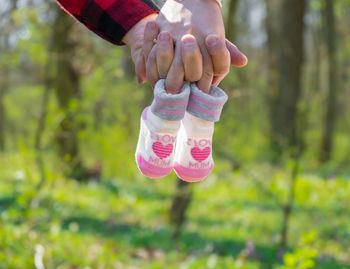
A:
<box><xmin>206</xmin><ymin>35</ymin><xmax>219</xmax><ymax>47</ymax></box>
<box><xmin>182</xmin><ymin>36</ymin><xmax>195</xmax><ymax>46</ymax></box>
<box><xmin>148</xmin><ymin>21</ymin><xmax>156</xmax><ymax>30</ymax></box>
<box><xmin>159</xmin><ymin>32</ymin><xmax>170</xmax><ymax>42</ymax></box>
<box><xmin>146</xmin><ymin>21</ymin><xmax>156</xmax><ymax>31</ymax></box>
<box><xmin>138</xmin><ymin>76</ymin><xmax>143</xmax><ymax>84</ymax></box>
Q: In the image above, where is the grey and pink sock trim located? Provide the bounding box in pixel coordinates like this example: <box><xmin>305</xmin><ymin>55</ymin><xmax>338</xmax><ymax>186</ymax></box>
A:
<box><xmin>151</xmin><ymin>79</ymin><xmax>190</xmax><ymax>121</ymax></box>
<box><xmin>187</xmin><ymin>84</ymin><xmax>228</xmax><ymax>122</ymax></box>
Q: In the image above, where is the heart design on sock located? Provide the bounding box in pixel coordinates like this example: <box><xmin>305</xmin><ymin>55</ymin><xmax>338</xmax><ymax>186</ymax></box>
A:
<box><xmin>191</xmin><ymin>147</ymin><xmax>211</xmax><ymax>162</ymax></box>
<box><xmin>152</xmin><ymin>142</ymin><xmax>173</xmax><ymax>159</ymax></box>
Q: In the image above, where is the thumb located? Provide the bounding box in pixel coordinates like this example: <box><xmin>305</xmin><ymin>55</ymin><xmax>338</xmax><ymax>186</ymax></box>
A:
<box><xmin>225</xmin><ymin>39</ymin><xmax>248</xmax><ymax>67</ymax></box>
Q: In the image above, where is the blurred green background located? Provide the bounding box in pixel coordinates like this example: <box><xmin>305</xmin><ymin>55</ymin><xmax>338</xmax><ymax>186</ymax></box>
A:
<box><xmin>0</xmin><ymin>0</ymin><xmax>349</xmax><ymax>268</ymax></box>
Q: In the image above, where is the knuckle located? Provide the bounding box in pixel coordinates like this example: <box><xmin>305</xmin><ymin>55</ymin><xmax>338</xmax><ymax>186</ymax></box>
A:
<box><xmin>184</xmin><ymin>50</ymin><xmax>200</xmax><ymax>62</ymax></box>
<box><xmin>144</xmin><ymin>32</ymin><xmax>155</xmax><ymax>43</ymax></box>
<box><xmin>185</xmin><ymin>73</ymin><xmax>201</xmax><ymax>82</ymax></box>
<box><xmin>147</xmin><ymin>52</ymin><xmax>156</xmax><ymax>64</ymax></box>
<box><xmin>202</xmin><ymin>69</ymin><xmax>213</xmax><ymax>80</ymax></box>
<box><xmin>213</xmin><ymin>57</ymin><xmax>230</xmax><ymax>75</ymax></box>
<box><xmin>214</xmin><ymin>66</ymin><xmax>230</xmax><ymax>76</ymax></box>
<box><xmin>209</xmin><ymin>44</ymin><xmax>227</xmax><ymax>57</ymax></box>
<box><xmin>184</xmin><ymin>66</ymin><xmax>202</xmax><ymax>82</ymax></box>
<box><xmin>214</xmin><ymin>49</ymin><xmax>227</xmax><ymax>59</ymax></box>
<box><xmin>172</xmin><ymin>62</ymin><xmax>184</xmax><ymax>72</ymax></box>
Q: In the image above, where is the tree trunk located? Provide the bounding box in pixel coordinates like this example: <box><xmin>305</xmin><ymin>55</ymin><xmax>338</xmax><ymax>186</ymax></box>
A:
<box><xmin>278</xmin><ymin>150</ymin><xmax>300</xmax><ymax>259</ymax></box>
<box><xmin>35</xmin><ymin>61</ymin><xmax>52</xmax><ymax>152</ymax></box>
<box><xmin>169</xmin><ymin>179</ymin><xmax>192</xmax><ymax>242</ymax></box>
<box><xmin>52</xmin><ymin>9</ymin><xmax>85</xmax><ymax>179</ymax></box>
<box><xmin>0</xmin><ymin>68</ymin><xmax>8</xmax><ymax>152</ymax></box>
<box><xmin>0</xmin><ymin>0</ymin><xmax>18</xmax><ymax>152</ymax></box>
<box><xmin>168</xmin><ymin>0</ymin><xmax>241</xmax><ymax>241</ymax></box>
<box><xmin>266</xmin><ymin>0</ymin><xmax>281</xmax><ymax>148</ymax></box>
<box><xmin>34</xmin><ymin>60</ymin><xmax>53</xmax><ymax>189</ymax></box>
<box><xmin>225</xmin><ymin>0</ymin><xmax>239</xmax><ymax>42</ymax></box>
<box><xmin>271</xmin><ymin>0</ymin><xmax>306</xmax><ymax>157</ymax></box>
<box><xmin>320</xmin><ymin>0</ymin><xmax>338</xmax><ymax>163</ymax></box>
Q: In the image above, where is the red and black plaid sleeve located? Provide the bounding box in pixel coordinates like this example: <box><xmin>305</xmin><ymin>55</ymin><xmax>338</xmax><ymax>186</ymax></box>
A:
<box><xmin>56</xmin><ymin>0</ymin><xmax>160</xmax><ymax>45</ymax></box>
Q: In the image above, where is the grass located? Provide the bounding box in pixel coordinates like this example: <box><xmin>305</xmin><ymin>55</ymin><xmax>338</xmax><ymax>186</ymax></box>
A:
<box><xmin>0</xmin><ymin>153</ymin><xmax>350</xmax><ymax>268</ymax></box>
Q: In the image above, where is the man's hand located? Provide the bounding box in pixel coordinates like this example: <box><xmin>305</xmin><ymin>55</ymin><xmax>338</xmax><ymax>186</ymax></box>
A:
<box><xmin>123</xmin><ymin>17</ymin><xmax>205</xmax><ymax>94</ymax></box>
<box><xmin>123</xmin><ymin>10</ymin><xmax>248</xmax><ymax>94</ymax></box>
<box><xmin>142</xmin><ymin>24</ymin><xmax>248</xmax><ymax>94</ymax></box>
<box><xmin>152</xmin><ymin>0</ymin><xmax>231</xmax><ymax>93</ymax></box>
<box><xmin>122</xmin><ymin>13</ymin><xmax>158</xmax><ymax>84</ymax></box>
<box><xmin>143</xmin><ymin>21</ymin><xmax>203</xmax><ymax>94</ymax></box>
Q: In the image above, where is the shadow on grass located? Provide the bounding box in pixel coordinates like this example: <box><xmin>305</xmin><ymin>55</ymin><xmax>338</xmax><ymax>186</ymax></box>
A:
<box><xmin>214</xmin><ymin>198</ymin><xmax>349</xmax><ymax>218</ymax></box>
<box><xmin>0</xmin><ymin>195</ymin><xmax>16</xmax><ymax>213</ymax></box>
<box><xmin>61</xmin><ymin>215</ymin><xmax>279</xmax><ymax>267</ymax></box>
<box><xmin>61</xmin><ymin>215</ymin><xmax>350</xmax><ymax>268</ymax></box>
<box><xmin>99</xmin><ymin>180</ymin><xmax>169</xmax><ymax>201</ymax></box>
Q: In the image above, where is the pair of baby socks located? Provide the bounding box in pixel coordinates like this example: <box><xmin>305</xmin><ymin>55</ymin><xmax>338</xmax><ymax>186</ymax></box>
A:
<box><xmin>135</xmin><ymin>79</ymin><xmax>227</xmax><ymax>182</ymax></box>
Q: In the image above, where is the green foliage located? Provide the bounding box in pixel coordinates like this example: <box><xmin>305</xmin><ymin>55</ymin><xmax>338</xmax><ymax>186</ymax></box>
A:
<box><xmin>1</xmin><ymin>156</ymin><xmax>350</xmax><ymax>268</ymax></box>
<box><xmin>278</xmin><ymin>231</ymin><xmax>318</xmax><ymax>269</ymax></box>
<box><xmin>1</xmin><ymin>0</ymin><xmax>350</xmax><ymax>268</ymax></box>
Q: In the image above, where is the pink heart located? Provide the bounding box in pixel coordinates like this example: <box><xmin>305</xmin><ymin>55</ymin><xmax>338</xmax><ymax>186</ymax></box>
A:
<box><xmin>152</xmin><ymin>142</ymin><xmax>173</xmax><ymax>159</ymax></box>
<box><xmin>191</xmin><ymin>147</ymin><xmax>211</xmax><ymax>162</ymax></box>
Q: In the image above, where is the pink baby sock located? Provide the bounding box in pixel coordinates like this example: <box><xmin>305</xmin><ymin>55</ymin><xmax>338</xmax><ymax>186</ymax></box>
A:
<box><xmin>174</xmin><ymin>84</ymin><xmax>228</xmax><ymax>182</ymax></box>
<box><xmin>135</xmin><ymin>79</ymin><xmax>190</xmax><ymax>178</ymax></box>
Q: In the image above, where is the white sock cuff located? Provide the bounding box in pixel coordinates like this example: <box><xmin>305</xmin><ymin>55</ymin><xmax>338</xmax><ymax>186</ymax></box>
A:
<box><xmin>151</xmin><ymin>79</ymin><xmax>190</xmax><ymax>121</ymax></box>
<box><xmin>187</xmin><ymin>84</ymin><xmax>228</xmax><ymax>122</ymax></box>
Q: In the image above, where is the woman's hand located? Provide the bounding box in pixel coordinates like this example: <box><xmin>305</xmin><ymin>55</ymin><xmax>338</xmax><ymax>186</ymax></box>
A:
<box><xmin>123</xmin><ymin>6</ymin><xmax>248</xmax><ymax>94</ymax></box>
<box><xmin>153</xmin><ymin>0</ymin><xmax>229</xmax><ymax>93</ymax></box>
<box><xmin>122</xmin><ymin>13</ymin><xmax>158</xmax><ymax>84</ymax></box>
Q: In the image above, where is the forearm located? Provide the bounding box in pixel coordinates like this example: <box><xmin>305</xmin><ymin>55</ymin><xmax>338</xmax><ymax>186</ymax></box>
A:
<box><xmin>56</xmin><ymin>0</ymin><xmax>159</xmax><ymax>45</ymax></box>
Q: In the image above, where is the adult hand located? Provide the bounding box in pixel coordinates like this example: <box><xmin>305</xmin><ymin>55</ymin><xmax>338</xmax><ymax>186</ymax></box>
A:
<box><xmin>142</xmin><ymin>22</ymin><xmax>248</xmax><ymax>94</ymax></box>
<box><xmin>151</xmin><ymin>0</ymin><xmax>244</xmax><ymax>93</ymax></box>
<box><xmin>123</xmin><ymin>10</ymin><xmax>247</xmax><ymax>94</ymax></box>
<box><xmin>143</xmin><ymin>21</ymin><xmax>203</xmax><ymax>94</ymax></box>
<box><xmin>122</xmin><ymin>13</ymin><xmax>158</xmax><ymax>84</ymax></box>
<box><xmin>125</xmin><ymin>18</ymin><xmax>204</xmax><ymax>94</ymax></box>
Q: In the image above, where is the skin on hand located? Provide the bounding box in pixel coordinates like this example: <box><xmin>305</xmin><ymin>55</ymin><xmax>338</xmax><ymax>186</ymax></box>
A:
<box><xmin>155</xmin><ymin>0</ymin><xmax>229</xmax><ymax>93</ymax></box>
<box><xmin>181</xmin><ymin>34</ymin><xmax>203</xmax><ymax>83</ymax></box>
<box><xmin>143</xmin><ymin>27</ymin><xmax>203</xmax><ymax>94</ymax></box>
<box><xmin>141</xmin><ymin>21</ymin><xmax>203</xmax><ymax>94</ymax></box>
<box><xmin>122</xmin><ymin>13</ymin><xmax>158</xmax><ymax>84</ymax></box>
<box><xmin>156</xmin><ymin>31</ymin><xmax>174</xmax><ymax>79</ymax></box>
<box><xmin>122</xmin><ymin>11</ymin><xmax>248</xmax><ymax>92</ymax></box>
<box><xmin>142</xmin><ymin>22</ymin><xmax>248</xmax><ymax>94</ymax></box>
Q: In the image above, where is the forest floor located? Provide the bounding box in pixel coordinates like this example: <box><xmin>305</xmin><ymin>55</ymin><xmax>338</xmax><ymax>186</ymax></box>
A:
<box><xmin>0</xmin><ymin>153</ymin><xmax>350</xmax><ymax>269</ymax></box>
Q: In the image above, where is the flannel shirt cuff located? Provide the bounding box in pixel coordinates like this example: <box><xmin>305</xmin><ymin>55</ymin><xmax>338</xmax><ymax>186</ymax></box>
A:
<box><xmin>57</xmin><ymin>0</ymin><xmax>160</xmax><ymax>46</ymax></box>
